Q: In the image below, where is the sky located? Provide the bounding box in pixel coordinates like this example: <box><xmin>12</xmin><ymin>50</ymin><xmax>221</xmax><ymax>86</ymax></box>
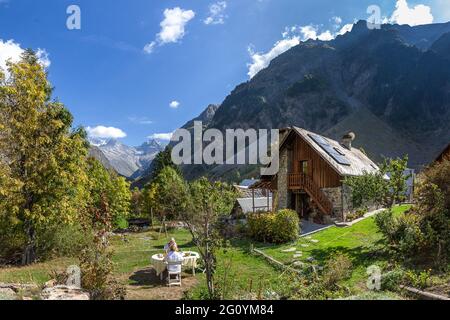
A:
<box><xmin>0</xmin><ymin>0</ymin><xmax>449</xmax><ymax>146</ymax></box>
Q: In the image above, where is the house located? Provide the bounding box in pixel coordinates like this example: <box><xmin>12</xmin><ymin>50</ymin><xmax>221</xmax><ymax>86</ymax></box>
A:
<box><xmin>251</xmin><ymin>127</ymin><xmax>381</xmax><ymax>222</ymax></box>
<box><xmin>434</xmin><ymin>143</ymin><xmax>450</xmax><ymax>164</ymax></box>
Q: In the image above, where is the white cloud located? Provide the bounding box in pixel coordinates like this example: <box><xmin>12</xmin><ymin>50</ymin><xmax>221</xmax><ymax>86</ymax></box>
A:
<box><xmin>332</xmin><ymin>16</ymin><xmax>343</xmax><ymax>26</ymax></box>
<box><xmin>36</xmin><ymin>48</ymin><xmax>51</xmax><ymax>69</ymax></box>
<box><xmin>148</xmin><ymin>132</ymin><xmax>174</xmax><ymax>141</ymax></box>
<box><xmin>128</xmin><ymin>116</ymin><xmax>153</xmax><ymax>125</ymax></box>
<box><xmin>86</xmin><ymin>126</ymin><xmax>127</xmax><ymax>139</ymax></box>
<box><xmin>204</xmin><ymin>1</ymin><xmax>227</xmax><ymax>25</ymax></box>
<box><xmin>0</xmin><ymin>39</ymin><xmax>51</xmax><ymax>76</ymax></box>
<box><xmin>389</xmin><ymin>0</ymin><xmax>434</xmax><ymax>26</ymax></box>
<box><xmin>144</xmin><ymin>7</ymin><xmax>195</xmax><ymax>54</ymax></box>
<box><xmin>169</xmin><ymin>100</ymin><xmax>180</xmax><ymax>109</ymax></box>
<box><xmin>247</xmin><ymin>22</ymin><xmax>353</xmax><ymax>78</ymax></box>
<box><xmin>247</xmin><ymin>36</ymin><xmax>300</xmax><ymax>78</ymax></box>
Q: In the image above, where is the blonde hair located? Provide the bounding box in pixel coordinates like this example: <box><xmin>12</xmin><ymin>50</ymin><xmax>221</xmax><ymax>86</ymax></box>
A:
<box><xmin>169</xmin><ymin>242</ymin><xmax>178</xmax><ymax>252</ymax></box>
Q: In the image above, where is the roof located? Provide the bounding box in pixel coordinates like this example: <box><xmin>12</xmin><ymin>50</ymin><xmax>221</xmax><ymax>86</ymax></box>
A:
<box><xmin>435</xmin><ymin>143</ymin><xmax>450</xmax><ymax>163</ymax></box>
<box><xmin>234</xmin><ymin>185</ymin><xmax>267</xmax><ymax>198</ymax></box>
<box><xmin>235</xmin><ymin>197</ymin><xmax>273</xmax><ymax>214</ymax></box>
<box><xmin>239</xmin><ymin>179</ymin><xmax>259</xmax><ymax>187</ymax></box>
<box><xmin>284</xmin><ymin>127</ymin><xmax>381</xmax><ymax>177</ymax></box>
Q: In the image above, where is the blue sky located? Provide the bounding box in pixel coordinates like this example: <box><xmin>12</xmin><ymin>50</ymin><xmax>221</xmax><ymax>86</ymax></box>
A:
<box><xmin>1</xmin><ymin>0</ymin><xmax>449</xmax><ymax>146</ymax></box>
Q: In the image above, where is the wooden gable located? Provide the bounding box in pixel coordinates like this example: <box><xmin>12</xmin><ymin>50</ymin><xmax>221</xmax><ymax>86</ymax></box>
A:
<box><xmin>288</xmin><ymin>133</ymin><xmax>342</xmax><ymax>189</ymax></box>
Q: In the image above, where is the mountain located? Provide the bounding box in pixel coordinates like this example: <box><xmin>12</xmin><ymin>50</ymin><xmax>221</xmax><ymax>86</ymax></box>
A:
<box><xmin>173</xmin><ymin>20</ymin><xmax>450</xmax><ymax>181</ymax></box>
<box><xmin>88</xmin><ymin>138</ymin><xmax>165</xmax><ymax>178</ymax></box>
<box><xmin>88</xmin><ymin>145</ymin><xmax>114</xmax><ymax>171</ymax></box>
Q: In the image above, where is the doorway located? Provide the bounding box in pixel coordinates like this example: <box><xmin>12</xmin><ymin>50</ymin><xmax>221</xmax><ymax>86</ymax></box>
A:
<box><xmin>295</xmin><ymin>192</ymin><xmax>311</xmax><ymax>219</ymax></box>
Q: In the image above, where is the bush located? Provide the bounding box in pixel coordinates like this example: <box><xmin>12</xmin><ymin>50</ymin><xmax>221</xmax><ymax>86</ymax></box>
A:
<box><xmin>381</xmin><ymin>268</ymin><xmax>406</xmax><ymax>291</ymax></box>
<box><xmin>375</xmin><ymin>158</ymin><xmax>450</xmax><ymax>265</ymax></box>
<box><xmin>346</xmin><ymin>208</ymin><xmax>368</xmax><ymax>222</ymax></box>
<box><xmin>35</xmin><ymin>222</ymin><xmax>91</xmax><ymax>260</ymax></box>
<box><xmin>248</xmin><ymin>209</ymin><xmax>300</xmax><ymax>244</ymax></box>
<box><xmin>322</xmin><ymin>254</ymin><xmax>353</xmax><ymax>289</ymax></box>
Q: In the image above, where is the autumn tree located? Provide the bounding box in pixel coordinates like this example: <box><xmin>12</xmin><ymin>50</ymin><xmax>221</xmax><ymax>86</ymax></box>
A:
<box><xmin>145</xmin><ymin>166</ymin><xmax>188</xmax><ymax>223</ymax></box>
<box><xmin>84</xmin><ymin>157</ymin><xmax>131</xmax><ymax>229</ymax></box>
<box><xmin>0</xmin><ymin>50</ymin><xmax>88</xmax><ymax>265</ymax></box>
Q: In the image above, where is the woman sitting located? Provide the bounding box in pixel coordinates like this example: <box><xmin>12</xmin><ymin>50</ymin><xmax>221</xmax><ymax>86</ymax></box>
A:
<box><xmin>164</xmin><ymin>238</ymin><xmax>177</xmax><ymax>254</ymax></box>
<box><xmin>164</xmin><ymin>242</ymin><xmax>184</xmax><ymax>273</ymax></box>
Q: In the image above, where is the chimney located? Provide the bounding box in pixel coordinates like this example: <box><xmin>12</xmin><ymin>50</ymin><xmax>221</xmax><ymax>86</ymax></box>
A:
<box><xmin>341</xmin><ymin>132</ymin><xmax>355</xmax><ymax>150</ymax></box>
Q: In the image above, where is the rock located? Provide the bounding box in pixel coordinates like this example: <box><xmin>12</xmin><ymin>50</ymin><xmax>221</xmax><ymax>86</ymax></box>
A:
<box><xmin>41</xmin><ymin>286</ymin><xmax>90</xmax><ymax>300</ymax></box>
<box><xmin>292</xmin><ymin>261</ymin><xmax>305</xmax><ymax>268</ymax></box>
<box><xmin>44</xmin><ymin>279</ymin><xmax>57</xmax><ymax>288</ymax></box>
<box><xmin>310</xmin><ymin>239</ymin><xmax>319</xmax><ymax>243</ymax></box>
<box><xmin>0</xmin><ymin>288</ymin><xmax>17</xmax><ymax>300</ymax></box>
<box><xmin>307</xmin><ymin>257</ymin><xmax>315</xmax><ymax>262</ymax></box>
<box><xmin>281</xmin><ymin>247</ymin><xmax>297</xmax><ymax>253</ymax></box>
<box><xmin>300</xmin><ymin>244</ymin><xmax>309</xmax><ymax>248</ymax></box>
<box><xmin>293</xmin><ymin>254</ymin><xmax>303</xmax><ymax>259</ymax></box>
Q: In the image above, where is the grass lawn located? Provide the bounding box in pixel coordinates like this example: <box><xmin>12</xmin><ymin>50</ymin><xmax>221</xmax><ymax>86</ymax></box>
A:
<box><xmin>0</xmin><ymin>226</ymin><xmax>284</xmax><ymax>300</ymax></box>
<box><xmin>256</xmin><ymin>205</ymin><xmax>412</xmax><ymax>295</ymax></box>
<box><xmin>0</xmin><ymin>205</ymin><xmax>413</xmax><ymax>299</ymax></box>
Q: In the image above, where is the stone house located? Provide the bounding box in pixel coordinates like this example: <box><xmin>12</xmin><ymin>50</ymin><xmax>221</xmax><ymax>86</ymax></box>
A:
<box><xmin>251</xmin><ymin>127</ymin><xmax>381</xmax><ymax>223</ymax></box>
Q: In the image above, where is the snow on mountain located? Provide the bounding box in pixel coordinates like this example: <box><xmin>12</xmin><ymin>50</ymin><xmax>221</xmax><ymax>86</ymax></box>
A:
<box><xmin>88</xmin><ymin>138</ymin><xmax>165</xmax><ymax>178</ymax></box>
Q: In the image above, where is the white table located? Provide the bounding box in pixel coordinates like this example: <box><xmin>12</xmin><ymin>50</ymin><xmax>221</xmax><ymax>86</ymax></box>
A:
<box><xmin>151</xmin><ymin>251</ymin><xmax>200</xmax><ymax>280</ymax></box>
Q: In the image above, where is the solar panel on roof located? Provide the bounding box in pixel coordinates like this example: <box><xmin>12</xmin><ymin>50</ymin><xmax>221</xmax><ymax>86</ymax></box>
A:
<box><xmin>308</xmin><ymin>134</ymin><xmax>352</xmax><ymax>166</ymax></box>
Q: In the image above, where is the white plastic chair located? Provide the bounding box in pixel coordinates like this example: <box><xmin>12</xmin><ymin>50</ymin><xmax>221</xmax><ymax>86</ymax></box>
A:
<box><xmin>167</xmin><ymin>260</ymin><xmax>183</xmax><ymax>287</ymax></box>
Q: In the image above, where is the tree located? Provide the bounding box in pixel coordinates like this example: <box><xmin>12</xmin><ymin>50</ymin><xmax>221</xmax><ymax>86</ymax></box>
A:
<box><xmin>146</xmin><ymin>166</ymin><xmax>188</xmax><ymax>222</ymax></box>
<box><xmin>182</xmin><ymin>178</ymin><xmax>236</xmax><ymax>299</ymax></box>
<box><xmin>150</xmin><ymin>146</ymin><xmax>180</xmax><ymax>181</ymax></box>
<box><xmin>130</xmin><ymin>187</ymin><xmax>143</xmax><ymax>218</ymax></box>
<box><xmin>344</xmin><ymin>156</ymin><xmax>410</xmax><ymax>210</ymax></box>
<box><xmin>84</xmin><ymin>157</ymin><xmax>131</xmax><ymax>229</ymax></box>
<box><xmin>0</xmin><ymin>50</ymin><xmax>88</xmax><ymax>264</ymax></box>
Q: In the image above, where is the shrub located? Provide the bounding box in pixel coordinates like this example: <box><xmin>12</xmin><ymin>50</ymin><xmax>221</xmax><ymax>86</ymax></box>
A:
<box><xmin>375</xmin><ymin>158</ymin><xmax>450</xmax><ymax>265</ymax></box>
<box><xmin>346</xmin><ymin>208</ymin><xmax>368</xmax><ymax>222</ymax></box>
<box><xmin>247</xmin><ymin>212</ymin><xmax>274</xmax><ymax>243</ymax></box>
<box><xmin>381</xmin><ymin>268</ymin><xmax>406</xmax><ymax>291</ymax></box>
<box><xmin>322</xmin><ymin>254</ymin><xmax>353</xmax><ymax>289</ymax></box>
<box><xmin>404</xmin><ymin>270</ymin><xmax>432</xmax><ymax>289</ymax></box>
<box><xmin>272</xmin><ymin>209</ymin><xmax>300</xmax><ymax>243</ymax></box>
<box><xmin>248</xmin><ymin>209</ymin><xmax>299</xmax><ymax>244</ymax></box>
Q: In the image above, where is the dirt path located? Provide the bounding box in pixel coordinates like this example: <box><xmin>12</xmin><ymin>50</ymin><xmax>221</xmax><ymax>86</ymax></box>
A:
<box><xmin>124</xmin><ymin>267</ymin><xmax>199</xmax><ymax>300</ymax></box>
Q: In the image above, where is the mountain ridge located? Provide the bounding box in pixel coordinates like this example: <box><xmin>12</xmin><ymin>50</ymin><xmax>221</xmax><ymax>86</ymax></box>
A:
<box><xmin>175</xmin><ymin>20</ymin><xmax>450</xmax><ymax>181</ymax></box>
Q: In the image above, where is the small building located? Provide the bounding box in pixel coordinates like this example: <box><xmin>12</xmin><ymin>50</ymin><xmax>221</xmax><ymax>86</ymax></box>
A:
<box><xmin>231</xmin><ymin>197</ymin><xmax>273</xmax><ymax>218</ymax></box>
<box><xmin>252</xmin><ymin>127</ymin><xmax>381</xmax><ymax>223</ymax></box>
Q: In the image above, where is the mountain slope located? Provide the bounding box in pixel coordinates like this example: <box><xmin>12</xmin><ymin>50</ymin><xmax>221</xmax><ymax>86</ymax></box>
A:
<box><xmin>89</xmin><ymin>139</ymin><xmax>164</xmax><ymax>178</ymax></box>
<box><xmin>206</xmin><ymin>21</ymin><xmax>450</xmax><ymax>175</ymax></box>
<box><xmin>137</xmin><ymin>21</ymin><xmax>450</xmax><ymax>183</ymax></box>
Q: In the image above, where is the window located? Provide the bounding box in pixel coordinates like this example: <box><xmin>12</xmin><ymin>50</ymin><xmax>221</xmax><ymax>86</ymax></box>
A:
<box><xmin>300</xmin><ymin>160</ymin><xmax>309</xmax><ymax>175</ymax></box>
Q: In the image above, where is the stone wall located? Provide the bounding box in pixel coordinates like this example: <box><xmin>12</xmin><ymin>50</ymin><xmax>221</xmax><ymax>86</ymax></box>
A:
<box><xmin>277</xmin><ymin>147</ymin><xmax>289</xmax><ymax>210</ymax></box>
<box><xmin>321</xmin><ymin>187</ymin><xmax>343</xmax><ymax>220</ymax></box>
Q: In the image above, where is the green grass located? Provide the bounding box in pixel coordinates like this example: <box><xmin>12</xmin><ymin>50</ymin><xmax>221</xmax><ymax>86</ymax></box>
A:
<box><xmin>256</xmin><ymin>205</ymin><xmax>412</xmax><ymax>294</ymax></box>
<box><xmin>0</xmin><ymin>227</ymin><xmax>284</xmax><ymax>300</ymax></box>
<box><xmin>0</xmin><ymin>206</ymin><xmax>411</xmax><ymax>299</ymax></box>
